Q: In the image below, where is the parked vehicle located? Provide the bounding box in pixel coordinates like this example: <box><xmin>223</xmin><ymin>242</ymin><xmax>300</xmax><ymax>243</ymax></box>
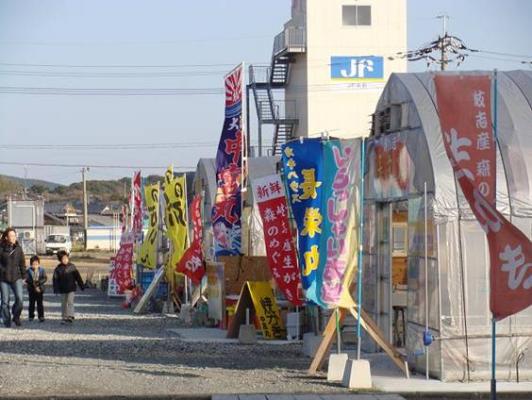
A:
<box><xmin>45</xmin><ymin>234</ymin><xmax>72</xmax><ymax>255</ymax></box>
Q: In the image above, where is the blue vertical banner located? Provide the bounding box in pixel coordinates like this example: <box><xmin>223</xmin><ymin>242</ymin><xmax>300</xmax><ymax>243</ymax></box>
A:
<box><xmin>212</xmin><ymin>64</ymin><xmax>244</xmax><ymax>256</ymax></box>
<box><xmin>281</xmin><ymin>138</ymin><xmax>326</xmax><ymax>305</ymax></box>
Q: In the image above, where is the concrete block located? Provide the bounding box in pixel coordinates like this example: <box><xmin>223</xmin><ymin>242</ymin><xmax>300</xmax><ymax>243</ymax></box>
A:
<box><xmin>327</xmin><ymin>353</ymin><xmax>349</xmax><ymax>382</ymax></box>
<box><xmin>342</xmin><ymin>358</ymin><xmax>372</xmax><ymax>390</ymax></box>
<box><xmin>238</xmin><ymin>324</ymin><xmax>257</xmax><ymax>344</ymax></box>
<box><xmin>179</xmin><ymin>304</ymin><xmax>192</xmax><ymax>325</ymax></box>
<box><xmin>302</xmin><ymin>332</ymin><xmax>322</xmax><ymax>357</ymax></box>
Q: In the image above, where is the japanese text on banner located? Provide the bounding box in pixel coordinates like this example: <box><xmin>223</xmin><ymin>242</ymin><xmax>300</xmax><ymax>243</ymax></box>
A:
<box><xmin>435</xmin><ymin>74</ymin><xmax>531</xmax><ymax>320</ymax></box>
<box><xmin>252</xmin><ymin>174</ymin><xmax>302</xmax><ymax>306</ymax></box>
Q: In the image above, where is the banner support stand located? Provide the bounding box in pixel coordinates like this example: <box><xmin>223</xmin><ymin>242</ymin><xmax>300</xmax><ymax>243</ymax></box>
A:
<box><xmin>309</xmin><ymin>305</ymin><xmax>409</xmax><ymax>378</ymax></box>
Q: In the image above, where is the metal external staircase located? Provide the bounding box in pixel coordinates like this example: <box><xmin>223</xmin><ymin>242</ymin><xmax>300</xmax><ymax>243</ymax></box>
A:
<box><xmin>249</xmin><ymin>26</ymin><xmax>305</xmax><ymax>156</ymax></box>
<box><xmin>249</xmin><ymin>65</ymin><xmax>297</xmax><ymax>156</ymax></box>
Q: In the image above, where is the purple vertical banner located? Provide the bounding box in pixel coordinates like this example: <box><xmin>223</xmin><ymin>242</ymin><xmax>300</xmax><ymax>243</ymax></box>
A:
<box><xmin>212</xmin><ymin>64</ymin><xmax>244</xmax><ymax>256</ymax></box>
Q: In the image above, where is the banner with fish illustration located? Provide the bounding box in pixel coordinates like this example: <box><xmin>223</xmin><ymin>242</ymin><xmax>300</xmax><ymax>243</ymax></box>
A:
<box><xmin>212</xmin><ymin>64</ymin><xmax>244</xmax><ymax>256</ymax></box>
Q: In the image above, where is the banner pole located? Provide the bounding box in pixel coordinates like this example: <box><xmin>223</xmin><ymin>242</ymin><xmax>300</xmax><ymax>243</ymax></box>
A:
<box><xmin>130</xmin><ymin>173</ymin><xmax>135</xmax><ymax>230</ymax></box>
<box><xmin>490</xmin><ymin>68</ymin><xmax>498</xmax><ymax>400</ymax></box>
<box><xmin>356</xmin><ymin>138</ymin><xmax>366</xmax><ymax>360</ymax></box>
<box><xmin>184</xmin><ymin>172</ymin><xmax>190</xmax><ymax>304</ymax></box>
<box><xmin>424</xmin><ymin>181</ymin><xmax>429</xmax><ymax>380</ymax></box>
<box><xmin>241</xmin><ymin>62</ymin><xmax>246</xmax><ymax>255</ymax></box>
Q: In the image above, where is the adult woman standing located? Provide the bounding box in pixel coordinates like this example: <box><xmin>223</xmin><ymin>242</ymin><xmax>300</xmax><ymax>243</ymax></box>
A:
<box><xmin>0</xmin><ymin>228</ymin><xmax>26</xmax><ymax>327</ymax></box>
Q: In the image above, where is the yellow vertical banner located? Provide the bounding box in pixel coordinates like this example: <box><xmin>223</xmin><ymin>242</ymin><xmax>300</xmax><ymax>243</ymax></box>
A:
<box><xmin>163</xmin><ymin>166</ymin><xmax>188</xmax><ymax>281</ymax></box>
<box><xmin>139</xmin><ymin>183</ymin><xmax>160</xmax><ymax>269</ymax></box>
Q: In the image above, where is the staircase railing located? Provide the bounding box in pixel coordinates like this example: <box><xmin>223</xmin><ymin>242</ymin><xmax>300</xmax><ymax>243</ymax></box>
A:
<box><xmin>273</xmin><ymin>26</ymin><xmax>306</xmax><ymax>56</ymax></box>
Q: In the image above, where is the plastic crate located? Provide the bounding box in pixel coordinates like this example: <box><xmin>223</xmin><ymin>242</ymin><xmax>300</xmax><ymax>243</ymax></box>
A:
<box><xmin>139</xmin><ymin>270</ymin><xmax>168</xmax><ymax>299</ymax></box>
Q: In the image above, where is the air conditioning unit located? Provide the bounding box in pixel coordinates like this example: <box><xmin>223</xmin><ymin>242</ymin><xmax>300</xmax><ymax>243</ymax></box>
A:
<box><xmin>23</xmin><ymin>230</ymin><xmax>35</xmax><ymax>240</ymax></box>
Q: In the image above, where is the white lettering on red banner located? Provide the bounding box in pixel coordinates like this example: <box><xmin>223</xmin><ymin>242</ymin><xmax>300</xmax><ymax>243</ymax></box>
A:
<box><xmin>435</xmin><ymin>74</ymin><xmax>532</xmax><ymax>320</ymax></box>
<box><xmin>252</xmin><ymin>175</ymin><xmax>302</xmax><ymax>306</ymax></box>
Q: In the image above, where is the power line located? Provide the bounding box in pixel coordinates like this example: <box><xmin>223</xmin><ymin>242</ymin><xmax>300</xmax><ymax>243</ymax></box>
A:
<box><xmin>0</xmin><ymin>69</ymin><xmax>236</xmax><ymax>78</ymax></box>
<box><xmin>476</xmin><ymin>49</ymin><xmax>532</xmax><ymax>59</ymax></box>
<box><xmin>0</xmin><ymin>142</ymin><xmax>219</xmax><ymax>150</ymax></box>
<box><xmin>0</xmin><ymin>161</ymin><xmax>194</xmax><ymax>170</ymax></box>
<box><xmin>0</xmin><ymin>62</ymin><xmax>256</xmax><ymax>69</ymax></box>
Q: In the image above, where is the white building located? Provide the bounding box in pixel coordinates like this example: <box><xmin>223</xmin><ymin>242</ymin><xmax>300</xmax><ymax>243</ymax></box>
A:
<box><xmin>250</xmin><ymin>0</ymin><xmax>407</xmax><ymax>154</ymax></box>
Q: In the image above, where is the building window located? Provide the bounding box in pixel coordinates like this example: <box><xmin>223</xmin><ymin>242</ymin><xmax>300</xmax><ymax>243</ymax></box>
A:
<box><xmin>342</xmin><ymin>5</ymin><xmax>372</xmax><ymax>26</ymax></box>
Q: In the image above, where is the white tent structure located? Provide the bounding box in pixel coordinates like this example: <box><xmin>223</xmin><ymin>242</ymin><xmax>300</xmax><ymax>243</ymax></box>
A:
<box><xmin>192</xmin><ymin>156</ymin><xmax>279</xmax><ymax>259</ymax></box>
<box><xmin>362</xmin><ymin>71</ymin><xmax>532</xmax><ymax>381</ymax></box>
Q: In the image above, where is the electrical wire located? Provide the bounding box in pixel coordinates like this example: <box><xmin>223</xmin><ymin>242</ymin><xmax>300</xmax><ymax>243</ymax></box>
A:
<box><xmin>0</xmin><ymin>161</ymin><xmax>194</xmax><ymax>170</ymax></box>
<box><xmin>0</xmin><ymin>62</ymin><xmax>256</xmax><ymax>69</ymax></box>
<box><xmin>0</xmin><ymin>142</ymin><xmax>219</xmax><ymax>150</ymax></box>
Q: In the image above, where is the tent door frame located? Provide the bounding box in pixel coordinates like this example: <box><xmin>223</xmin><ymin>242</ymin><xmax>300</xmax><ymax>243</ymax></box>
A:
<box><xmin>376</xmin><ymin>201</ymin><xmax>393</xmax><ymax>344</ymax></box>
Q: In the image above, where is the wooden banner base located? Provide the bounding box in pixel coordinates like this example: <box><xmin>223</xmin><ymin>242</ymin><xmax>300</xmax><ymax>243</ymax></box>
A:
<box><xmin>308</xmin><ymin>306</ymin><xmax>409</xmax><ymax>378</ymax></box>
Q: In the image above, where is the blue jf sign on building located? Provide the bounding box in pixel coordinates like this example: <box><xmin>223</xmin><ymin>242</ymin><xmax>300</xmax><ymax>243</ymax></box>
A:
<box><xmin>331</xmin><ymin>56</ymin><xmax>384</xmax><ymax>81</ymax></box>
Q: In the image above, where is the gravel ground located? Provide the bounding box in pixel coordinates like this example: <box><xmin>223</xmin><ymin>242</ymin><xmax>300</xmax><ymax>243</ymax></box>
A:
<box><xmin>0</xmin><ymin>288</ymin><xmax>343</xmax><ymax>398</ymax></box>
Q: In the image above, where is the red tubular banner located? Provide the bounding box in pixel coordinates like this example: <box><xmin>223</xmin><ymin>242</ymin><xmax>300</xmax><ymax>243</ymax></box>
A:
<box><xmin>176</xmin><ymin>194</ymin><xmax>205</xmax><ymax>285</ymax></box>
<box><xmin>132</xmin><ymin>171</ymin><xmax>143</xmax><ymax>239</ymax></box>
<box><xmin>111</xmin><ymin>241</ymin><xmax>134</xmax><ymax>293</ymax></box>
<box><xmin>435</xmin><ymin>74</ymin><xmax>531</xmax><ymax>320</ymax></box>
<box><xmin>191</xmin><ymin>194</ymin><xmax>203</xmax><ymax>243</ymax></box>
<box><xmin>252</xmin><ymin>175</ymin><xmax>303</xmax><ymax>306</ymax></box>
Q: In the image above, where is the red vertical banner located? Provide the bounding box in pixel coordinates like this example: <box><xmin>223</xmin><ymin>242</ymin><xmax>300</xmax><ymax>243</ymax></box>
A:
<box><xmin>190</xmin><ymin>194</ymin><xmax>203</xmax><ymax>243</ymax></box>
<box><xmin>111</xmin><ymin>240</ymin><xmax>134</xmax><ymax>293</ymax></box>
<box><xmin>176</xmin><ymin>194</ymin><xmax>205</xmax><ymax>285</ymax></box>
<box><xmin>252</xmin><ymin>174</ymin><xmax>303</xmax><ymax>306</ymax></box>
<box><xmin>435</xmin><ymin>74</ymin><xmax>532</xmax><ymax>320</ymax></box>
<box><xmin>132</xmin><ymin>171</ymin><xmax>143</xmax><ymax>239</ymax></box>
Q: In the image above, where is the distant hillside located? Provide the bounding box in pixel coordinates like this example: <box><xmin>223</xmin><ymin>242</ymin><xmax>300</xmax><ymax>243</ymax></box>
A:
<box><xmin>0</xmin><ymin>172</ymin><xmax>195</xmax><ymax>203</ymax></box>
<box><xmin>0</xmin><ymin>174</ymin><xmax>62</xmax><ymax>190</ymax></box>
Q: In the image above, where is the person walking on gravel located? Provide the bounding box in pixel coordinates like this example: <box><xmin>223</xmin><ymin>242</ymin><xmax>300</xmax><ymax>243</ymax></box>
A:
<box><xmin>0</xmin><ymin>227</ymin><xmax>26</xmax><ymax>327</ymax></box>
<box><xmin>26</xmin><ymin>255</ymin><xmax>47</xmax><ymax>322</ymax></box>
<box><xmin>53</xmin><ymin>250</ymin><xmax>84</xmax><ymax>324</ymax></box>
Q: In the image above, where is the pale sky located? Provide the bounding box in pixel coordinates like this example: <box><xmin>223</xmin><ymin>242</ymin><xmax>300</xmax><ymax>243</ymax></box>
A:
<box><xmin>0</xmin><ymin>0</ymin><xmax>530</xmax><ymax>185</ymax></box>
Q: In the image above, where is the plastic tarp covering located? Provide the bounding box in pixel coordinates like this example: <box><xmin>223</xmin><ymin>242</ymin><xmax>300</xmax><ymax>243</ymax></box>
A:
<box><xmin>363</xmin><ymin>71</ymin><xmax>532</xmax><ymax>381</ymax></box>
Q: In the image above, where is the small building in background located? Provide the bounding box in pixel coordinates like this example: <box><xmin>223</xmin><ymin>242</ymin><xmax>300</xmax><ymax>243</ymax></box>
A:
<box><xmin>85</xmin><ymin>214</ymin><xmax>122</xmax><ymax>252</ymax></box>
<box><xmin>7</xmin><ymin>199</ymin><xmax>45</xmax><ymax>255</ymax></box>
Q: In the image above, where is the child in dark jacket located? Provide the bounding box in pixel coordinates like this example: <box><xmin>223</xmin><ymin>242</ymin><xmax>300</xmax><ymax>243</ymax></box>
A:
<box><xmin>25</xmin><ymin>255</ymin><xmax>47</xmax><ymax>322</ymax></box>
<box><xmin>53</xmin><ymin>251</ymin><xmax>84</xmax><ymax>324</ymax></box>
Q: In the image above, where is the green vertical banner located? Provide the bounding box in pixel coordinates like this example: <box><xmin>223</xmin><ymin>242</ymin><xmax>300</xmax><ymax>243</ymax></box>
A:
<box><xmin>320</xmin><ymin>138</ymin><xmax>360</xmax><ymax>308</ymax></box>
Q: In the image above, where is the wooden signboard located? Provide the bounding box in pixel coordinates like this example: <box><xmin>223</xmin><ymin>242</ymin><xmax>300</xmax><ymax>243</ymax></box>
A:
<box><xmin>219</xmin><ymin>256</ymin><xmax>272</xmax><ymax>296</ymax></box>
<box><xmin>227</xmin><ymin>281</ymin><xmax>285</xmax><ymax>340</ymax></box>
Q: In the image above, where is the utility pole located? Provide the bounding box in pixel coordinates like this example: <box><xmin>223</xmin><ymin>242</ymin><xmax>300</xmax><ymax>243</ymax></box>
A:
<box><xmin>23</xmin><ymin>165</ymin><xmax>28</xmax><ymax>200</ymax></box>
<box><xmin>436</xmin><ymin>14</ymin><xmax>449</xmax><ymax>71</ymax></box>
<box><xmin>81</xmin><ymin>167</ymin><xmax>89</xmax><ymax>251</ymax></box>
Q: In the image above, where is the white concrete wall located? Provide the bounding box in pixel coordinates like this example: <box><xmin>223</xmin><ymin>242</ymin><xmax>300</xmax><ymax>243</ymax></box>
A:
<box><xmin>87</xmin><ymin>226</ymin><xmax>121</xmax><ymax>251</ymax></box>
<box><xmin>285</xmin><ymin>0</ymin><xmax>407</xmax><ymax>138</ymax></box>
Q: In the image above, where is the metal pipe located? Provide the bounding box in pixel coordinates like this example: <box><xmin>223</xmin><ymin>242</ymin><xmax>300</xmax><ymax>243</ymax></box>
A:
<box><xmin>424</xmin><ymin>181</ymin><xmax>429</xmax><ymax>380</ymax></box>
<box><xmin>336</xmin><ymin>308</ymin><xmax>341</xmax><ymax>354</ymax></box>
<box><xmin>356</xmin><ymin>138</ymin><xmax>366</xmax><ymax>360</ymax></box>
<box><xmin>490</xmin><ymin>68</ymin><xmax>499</xmax><ymax>400</ymax></box>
